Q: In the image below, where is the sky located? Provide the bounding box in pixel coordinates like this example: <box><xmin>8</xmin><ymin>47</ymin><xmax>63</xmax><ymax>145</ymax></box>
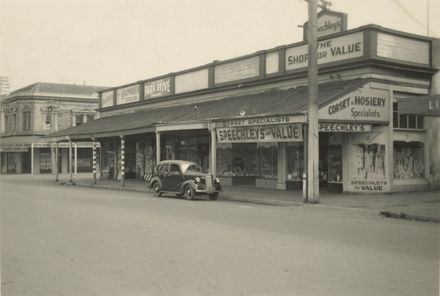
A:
<box><xmin>1</xmin><ymin>0</ymin><xmax>439</xmax><ymax>92</ymax></box>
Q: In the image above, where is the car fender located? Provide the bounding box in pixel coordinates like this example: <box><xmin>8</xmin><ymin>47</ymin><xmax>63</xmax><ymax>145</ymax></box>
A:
<box><xmin>149</xmin><ymin>177</ymin><xmax>162</xmax><ymax>189</ymax></box>
<box><xmin>179</xmin><ymin>180</ymin><xmax>196</xmax><ymax>194</ymax></box>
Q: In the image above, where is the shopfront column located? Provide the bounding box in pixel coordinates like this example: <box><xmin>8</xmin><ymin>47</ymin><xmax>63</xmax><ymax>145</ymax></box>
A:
<box><xmin>31</xmin><ymin>143</ymin><xmax>34</xmax><ymax>175</ymax></box>
<box><xmin>120</xmin><ymin>135</ymin><xmax>125</xmax><ymax>187</ymax></box>
<box><xmin>69</xmin><ymin>139</ymin><xmax>73</xmax><ymax>183</ymax></box>
<box><xmin>155</xmin><ymin>132</ymin><xmax>161</xmax><ymax>164</ymax></box>
<box><xmin>277</xmin><ymin>142</ymin><xmax>287</xmax><ymax>190</ymax></box>
<box><xmin>74</xmin><ymin>143</ymin><xmax>78</xmax><ymax>174</ymax></box>
<box><xmin>92</xmin><ymin>137</ymin><xmax>97</xmax><ymax>185</ymax></box>
<box><xmin>209</xmin><ymin>127</ymin><xmax>217</xmax><ymax>177</ymax></box>
<box><xmin>55</xmin><ymin>141</ymin><xmax>59</xmax><ymax>182</ymax></box>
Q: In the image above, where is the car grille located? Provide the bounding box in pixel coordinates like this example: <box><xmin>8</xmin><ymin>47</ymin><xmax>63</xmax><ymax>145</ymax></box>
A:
<box><xmin>205</xmin><ymin>176</ymin><xmax>213</xmax><ymax>190</ymax></box>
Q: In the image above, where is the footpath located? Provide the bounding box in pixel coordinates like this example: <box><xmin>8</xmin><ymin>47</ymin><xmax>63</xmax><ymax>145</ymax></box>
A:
<box><xmin>57</xmin><ymin>173</ymin><xmax>440</xmax><ymax>223</ymax></box>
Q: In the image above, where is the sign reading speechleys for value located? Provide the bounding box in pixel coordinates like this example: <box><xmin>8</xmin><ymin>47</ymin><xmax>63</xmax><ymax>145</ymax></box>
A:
<box><xmin>216</xmin><ymin>124</ymin><xmax>303</xmax><ymax>143</ymax></box>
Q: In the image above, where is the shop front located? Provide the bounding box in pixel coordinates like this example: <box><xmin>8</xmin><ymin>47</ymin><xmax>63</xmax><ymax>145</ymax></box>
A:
<box><xmin>213</xmin><ymin>115</ymin><xmax>306</xmax><ymax>190</ymax></box>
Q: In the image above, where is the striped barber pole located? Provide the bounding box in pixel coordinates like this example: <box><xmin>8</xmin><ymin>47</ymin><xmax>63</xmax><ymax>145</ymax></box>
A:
<box><xmin>92</xmin><ymin>143</ymin><xmax>96</xmax><ymax>174</ymax></box>
<box><xmin>121</xmin><ymin>137</ymin><xmax>125</xmax><ymax>176</ymax></box>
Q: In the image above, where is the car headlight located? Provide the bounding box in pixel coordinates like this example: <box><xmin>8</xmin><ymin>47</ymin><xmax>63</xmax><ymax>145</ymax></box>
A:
<box><xmin>215</xmin><ymin>177</ymin><xmax>220</xmax><ymax>183</ymax></box>
<box><xmin>195</xmin><ymin>177</ymin><xmax>201</xmax><ymax>183</ymax></box>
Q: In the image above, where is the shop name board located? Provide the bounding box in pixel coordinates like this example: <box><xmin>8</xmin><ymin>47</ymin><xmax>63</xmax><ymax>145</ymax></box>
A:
<box><xmin>226</xmin><ymin>115</ymin><xmax>301</xmax><ymax>127</ymax></box>
<box><xmin>286</xmin><ymin>32</ymin><xmax>363</xmax><ymax>71</ymax></box>
<box><xmin>351</xmin><ymin>180</ymin><xmax>388</xmax><ymax>192</ymax></box>
<box><xmin>101</xmin><ymin>91</ymin><xmax>114</xmax><ymax>108</ymax></box>
<box><xmin>377</xmin><ymin>32</ymin><xmax>429</xmax><ymax>65</ymax></box>
<box><xmin>0</xmin><ymin>147</ymin><xmax>29</xmax><ymax>152</ymax></box>
<box><xmin>319</xmin><ymin>84</ymin><xmax>389</xmax><ymax>122</ymax></box>
<box><xmin>303</xmin><ymin>12</ymin><xmax>347</xmax><ymax>40</ymax></box>
<box><xmin>214</xmin><ymin>56</ymin><xmax>260</xmax><ymax>84</ymax></box>
<box><xmin>217</xmin><ymin>124</ymin><xmax>303</xmax><ymax>143</ymax></box>
<box><xmin>116</xmin><ymin>85</ymin><xmax>139</xmax><ymax>105</ymax></box>
<box><xmin>318</xmin><ymin>123</ymin><xmax>372</xmax><ymax>132</ymax></box>
<box><xmin>144</xmin><ymin>78</ymin><xmax>171</xmax><ymax>99</ymax></box>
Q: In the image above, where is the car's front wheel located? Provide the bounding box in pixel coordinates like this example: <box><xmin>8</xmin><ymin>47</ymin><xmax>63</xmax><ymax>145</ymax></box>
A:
<box><xmin>184</xmin><ymin>185</ymin><xmax>195</xmax><ymax>200</ymax></box>
<box><xmin>209</xmin><ymin>192</ymin><xmax>219</xmax><ymax>200</ymax></box>
<box><xmin>152</xmin><ymin>181</ymin><xmax>162</xmax><ymax>197</ymax></box>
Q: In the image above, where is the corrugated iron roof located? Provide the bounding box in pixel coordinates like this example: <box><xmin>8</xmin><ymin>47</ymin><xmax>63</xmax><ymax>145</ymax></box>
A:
<box><xmin>48</xmin><ymin>78</ymin><xmax>368</xmax><ymax>139</ymax></box>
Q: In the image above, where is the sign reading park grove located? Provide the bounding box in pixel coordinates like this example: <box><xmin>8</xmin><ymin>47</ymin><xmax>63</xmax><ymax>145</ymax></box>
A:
<box><xmin>216</xmin><ymin>124</ymin><xmax>303</xmax><ymax>143</ymax></box>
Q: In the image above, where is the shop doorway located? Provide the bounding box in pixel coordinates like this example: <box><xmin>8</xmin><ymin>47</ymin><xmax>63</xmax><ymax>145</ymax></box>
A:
<box><xmin>319</xmin><ymin>133</ymin><xmax>343</xmax><ymax>193</ymax></box>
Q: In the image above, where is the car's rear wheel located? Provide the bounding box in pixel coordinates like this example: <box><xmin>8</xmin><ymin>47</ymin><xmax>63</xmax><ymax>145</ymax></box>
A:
<box><xmin>152</xmin><ymin>182</ymin><xmax>162</xmax><ymax>197</ymax></box>
<box><xmin>209</xmin><ymin>192</ymin><xmax>219</xmax><ymax>200</ymax></box>
<box><xmin>184</xmin><ymin>185</ymin><xmax>195</xmax><ymax>200</ymax></box>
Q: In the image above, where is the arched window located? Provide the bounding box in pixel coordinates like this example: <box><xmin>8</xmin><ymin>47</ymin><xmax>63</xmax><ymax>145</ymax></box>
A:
<box><xmin>22</xmin><ymin>106</ymin><xmax>31</xmax><ymax>131</ymax></box>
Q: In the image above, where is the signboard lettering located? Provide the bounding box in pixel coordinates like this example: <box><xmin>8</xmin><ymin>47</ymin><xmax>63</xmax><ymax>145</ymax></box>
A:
<box><xmin>304</xmin><ymin>11</ymin><xmax>347</xmax><ymax>40</ymax></box>
<box><xmin>217</xmin><ymin>124</ymin><xmax>303</xmax><ymax>143</ymax></box>
<box><xmin>101</xmin><ymin>91</ymin><xmax>114</xmax><ymax>108</ymax></box>
<box><xmin>215</xmin><ymin>56</ymin><xmax>260</xmax><ymax>84</ymax></box>
<box><xmin>351</xmin><ymin>180</ymin><xmax>388</xmax><ymax>192</ymax></box>
<box><xmin>319</xmin><ymin>84</ymin><xmax>389</xmax><ymax>122</ymax></box>
<box><xmin>226</xmin><ymin>115</ymin><xmax>300</xmax><ymax>127</ymax></box>
<box><xmin>319</xmin><ymin>123</ymin><xmax>371</xmax><ymax>132</ymax></box>
<box><xmin>377</xmin><ymin>32</ymin><xmax>429</xmax><ymax>65</ymax></box>
<box><xmin>116</xmin><ymin>85</ymin><xmax>139</xmax><ymax>105</ymax></box>
<box><xmin>144</xmin><ymin>78</ymin><xmax>171</xmax><ymax>99</ymax></box>
<box><xmin>286</xmin><ymin>32</ymin><xmax>364</xmax><ymax>71</ymax></box>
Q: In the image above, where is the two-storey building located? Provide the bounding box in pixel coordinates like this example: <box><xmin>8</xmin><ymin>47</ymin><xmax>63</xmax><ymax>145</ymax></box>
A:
<box><xmin>0</xmin><ymin>82</ymin><xmax>105</xmax><ymax>174</ymax></box>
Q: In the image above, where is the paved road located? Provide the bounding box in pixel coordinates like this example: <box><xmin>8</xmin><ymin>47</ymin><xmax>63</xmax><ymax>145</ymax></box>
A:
<box><xmin>1</xmin><ymin>175</ymin><xmax>439</xmax><ymax>296</ymax></box>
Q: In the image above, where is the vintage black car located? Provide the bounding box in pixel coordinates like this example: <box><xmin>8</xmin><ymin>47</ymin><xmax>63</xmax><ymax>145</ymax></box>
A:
<box><xmin>148</xmin><ymin>160</ymin><xmax>221</xmax><ymax>200</ymax></box>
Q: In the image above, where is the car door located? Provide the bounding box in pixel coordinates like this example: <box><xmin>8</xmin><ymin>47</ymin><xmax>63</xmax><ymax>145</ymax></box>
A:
<box><xmin>159</xmin><ymin>163</ymin><xmax>171</xmax><ymax>190</ymax></box>
<box><xmin>167</xmin><ymin>163</ymin><xmax>184</xmax><ymax>192</ymax></box>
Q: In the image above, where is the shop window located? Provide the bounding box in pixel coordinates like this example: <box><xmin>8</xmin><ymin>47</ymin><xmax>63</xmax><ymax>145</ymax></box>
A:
<box><xmin>286</xmin><ymin>143</ymin><xmax>304</xmax><ymax>181</ymax></box>
<box><xmin>39</xmin><ymin>149</ymin><xmax>52</xmax><ymax>173</ymax></box>
<box><xmin>328</xmin><ymin>146</ymin><xmax>343</xmax><ymax>183</ymax></box>
<box><xmin>351</xmin><ymin>144</ymin><xmax>385</xmax><ymax>181</ymax></box>
<box><xmin>216</xmin><ymin>143</ymin><xmax>258</xmax><ymax>177</ymax></box>
<box><xmin>394</xmin><ymin>141</ymin><xmax>424</xmax><ymax>179</ymax></box>
<box><xmin>393</xmin><ymin>102</ymin><xmax>424</xmax><ymax>129</ymax></box>
<box><xmin>22</xmin><ymin>108</ymin><xmax>31</xmax><ymax>131</ymax></box>
<box><xmin>75</xmin><ymin>114</ymin><xmax>84</xmax><ymax>126</ymax></box>
<box><xmin>258</xmin><ymin>143</ymin><xmax>277</xmax><ymax>179</ymax></box>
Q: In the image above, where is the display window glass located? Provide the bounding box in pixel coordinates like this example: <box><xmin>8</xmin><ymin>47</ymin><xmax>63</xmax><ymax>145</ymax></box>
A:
<box><xmin>136</xmin><ymin>141</ymin><xmax>156</xmax><ymax>179</ymax></box>
<box><xmin>39</xmin><ymin>149</ymin><xmax>52</xmax><ymax>173</ymax></box>
<box><xmin>328</xmin><ymin>146</ymin><xmax>343</xmax><ymax>183</ymax></box>
<box><xmin>216</xmin><ymin>143</ymin><xmax>258</xmax><ymax>176</ymax></box>
<box><xmin>394</xmin><ymin>141</ymin><xmax>424</xmax><ymax>179</ymax></box>
<box><xmin>287</xmin><ymin>143</ymin><xmax>304</xmax><ymax>181</ymax></box>
<box><xmin>351</xmin><ymin>144</ymin><xmax>385</xmax><ymax>181</ymax></box>
<box><xmin>162</xmin><ymin>134</ymin><xmax>210</xmax><ymax>171</ymax></box>
<box><xmin>258</xmin><ymin>143</ymin><xmax>277</xmax><ymax>179</ymax></box>
<box><xmin>77</xmin><ymin>149</ymin><xmax>92</xmax><ymax>172</ymax></box>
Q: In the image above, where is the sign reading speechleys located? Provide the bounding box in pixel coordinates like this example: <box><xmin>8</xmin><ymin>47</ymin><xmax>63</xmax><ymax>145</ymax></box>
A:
<box><xmin>319</xmin><ymin>83</ymin><xmax>390</xmax><ymax>122</ymax></box>
<box><xmin>303</xmin><ymin>10</ymin><xmax>347</xmax><ymax>40</ymax></box>
<box><xmin>286</xmin><ymin>32</ymin><xmax>363</xmax><ymax>71</ymax></box>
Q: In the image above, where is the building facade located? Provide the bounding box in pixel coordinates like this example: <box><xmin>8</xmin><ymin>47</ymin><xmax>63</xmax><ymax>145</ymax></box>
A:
<box><xmin>50</xmin><ymin>23</ymin><xmax>440</xmax><ymax>194</ymax></box>
<box><xmin>0</xmin><ymin>83</ymin><xmax>105</xmax><ymax>174</ymax></box>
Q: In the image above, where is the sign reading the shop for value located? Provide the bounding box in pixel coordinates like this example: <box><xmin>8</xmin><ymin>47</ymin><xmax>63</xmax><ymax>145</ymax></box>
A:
<box><xmin>303</xmin><ymin>10</ymin><xmax>347</xmax><ymax>40</ymax></box>
<box><xmin>144</xmin><ymin>77</ymin><xmax>171</xmax><ymax>99</ymax></box>
<box><xmin>286</xmin><ymin>32</ymin><xmax>363</xmax><ymax>71</ymax></box>
<box><xmin>226</xmin><ymin>115</ymin><xmax>304</xmax><ymax>127</ymax></box>
<box><xmin>319</xmin><ymin>84</ymin><xmax>389</xmax><ymax>122</ymax></box>
<box><xmin>318</xmin><ymin>123</ymin><xmax>372</xmax><ymax>132</ymax></box>
<box><xmin>216</xmin><ymin>124</ymin><xmax>303</xmax><ymax>143</ymax></box>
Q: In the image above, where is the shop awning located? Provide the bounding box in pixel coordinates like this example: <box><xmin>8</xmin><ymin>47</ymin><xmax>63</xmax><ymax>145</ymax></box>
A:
<box><xmin>398</xmin><ymin>95</ymin><xmax>440</xmax><ymax>116</ymax></box>
<box><xmin>48</xmin><ymin>78</ymin><xmax>369</xmax><ymax>140</ymax></box>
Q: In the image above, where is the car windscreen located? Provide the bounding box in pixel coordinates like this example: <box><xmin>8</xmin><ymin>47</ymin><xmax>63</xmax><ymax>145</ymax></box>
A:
<box><xmin>181</xmin><ymin>163</ymin><xmax>202</xmax><ymax>173</ymax></box>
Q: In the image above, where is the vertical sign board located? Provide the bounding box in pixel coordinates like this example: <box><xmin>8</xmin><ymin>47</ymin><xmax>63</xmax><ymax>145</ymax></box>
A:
<box><xmin>101</xmin><ymin>90</ymin><xmax>114</xmax><ymax>108</ymax></box>
<box><xmin>116</xmin><ymin>85</ymin><xmax>139</xmax><ymax>105</ymax></box>
<box><xmin>214</xmin><ymin>56</ymin><xmax>260</xmax><ymax>84</ymax></box>
<box><xmin>286</xmin><ymin>32</ymin><xmax>364</xmax><ymax>71</ymax></box>
<box><xmin>175</xmin><ymin>68</ymin><xmax>209</xmax><ymax>94</ymax></box>
<box><xmin>376</xmin><ymin>32</ymin><xmax>430</xmax><ymax>65</ymax></box>
<box><xmin>144</xmin><ymin>77</ymin><xmax>172</xmax><ymax>100</ymax></box>
<box><xmin>319</xmin><ymin>83</ymin><xmax>390</xmax><ymax>122</ymax></box>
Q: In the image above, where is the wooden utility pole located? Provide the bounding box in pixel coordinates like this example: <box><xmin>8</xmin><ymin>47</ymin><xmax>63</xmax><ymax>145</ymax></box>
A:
<box><xmin>306</xmin><ymin>0</ymin><xmax>320</xmax><ymax>203</ymax></box>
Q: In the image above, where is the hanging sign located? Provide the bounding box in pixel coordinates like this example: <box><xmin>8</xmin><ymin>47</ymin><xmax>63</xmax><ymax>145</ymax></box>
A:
<box><xmin>216</xmin><ymin>124</ymin><xmax>303</xmax><ymax>143</ymax></box>
<box><xmin>303</xmin><ymin>10</ymin><xmax>347</xmax><ymax>40</ymax></box>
